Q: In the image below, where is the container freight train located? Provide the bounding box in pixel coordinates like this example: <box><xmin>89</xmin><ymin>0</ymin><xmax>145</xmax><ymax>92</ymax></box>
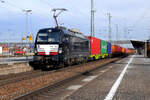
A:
<box><xmin>33</xmin><ymin>27</ymin><xmax>135</xmax><ymax>66</ymax></box>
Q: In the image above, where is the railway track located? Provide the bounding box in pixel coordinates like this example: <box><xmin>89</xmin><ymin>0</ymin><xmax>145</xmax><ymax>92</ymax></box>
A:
<box><xmin>0</xmin><ymin>57</ymin><xmax>123</xmax><ymax>100</ymax></box>
<box><xmin>0</xmin><ymin>70</ymin><xmax>42</xmax><ymax>87</ymax></box>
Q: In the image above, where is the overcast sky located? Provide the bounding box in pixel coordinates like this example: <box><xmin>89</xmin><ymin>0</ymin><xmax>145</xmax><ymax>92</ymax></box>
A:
<box><xmin>0</xmin><ymin>0</ymin><xmax>150</xmax><ymax>42</ymax></box>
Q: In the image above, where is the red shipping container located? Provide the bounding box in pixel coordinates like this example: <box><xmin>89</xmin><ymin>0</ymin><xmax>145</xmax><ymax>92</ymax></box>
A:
<box><xmin>111</xmin><ymin>45</ymin><xmax>122</xmax><ymax>54</ymax></box>
<box><xmin>127</xmin><ymin>49</ymin><xmax>136</xmax><ymax>54</ymax></box>
<box><xmin>124</xmin><ymin>48</ymin><xmax>127</xmax><ymax>54</ymax></box>
<box><xmin>88</xmin><ymin>36</ymin><xmax>101</xmax><ymax>55</ymax></box>
<box><xmin>117</xmin><ymin>46</ymin><xmax>122</xmax><ymax>53</ymax></box>
<box><xmin>111</xmin><ymin>45</ymin><xmax>115</xmax><ymax>54</ymax></box>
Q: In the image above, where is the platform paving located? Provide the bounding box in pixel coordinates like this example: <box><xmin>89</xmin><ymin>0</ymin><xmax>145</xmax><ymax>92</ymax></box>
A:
<box><xmin>64</xmin><ymin>55</ymin><xmax>150</xmax><ymax>100</ymax></box>
<box><xmin>113</xmin><ymin>55</ymin><xmax>150</xmax><ymax>100</ymax></box>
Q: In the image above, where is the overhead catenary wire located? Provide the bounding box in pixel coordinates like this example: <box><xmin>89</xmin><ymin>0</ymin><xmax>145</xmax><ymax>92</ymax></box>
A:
<box><xmin>0</xmin><ymin>0</ymin><xmax>48</xmax><ymax>16</ymax></box>
<box><xmin>38</xmin><ymin>0</ymin><xmax>112</xmax><ymax>38</ymax></box>
<box><xmin>39</xmin><ymin>0</ymin><xmax>89</xmax><ymax>17</ymax></box>
<box><xmin>39</xmin><ymin>0</ymin><xmax>94</xmax><ymax>32</ymax></box>
<box><xmin>0</xmin><ymin>0</ymin><xmax>137</xmax><ymax>42</ymax></box>
<box><xmin>132</xmin><ymin>7</ymin><xmax>150</xmax><ymax>29</ymax></box>
<box><xmin>0</xmin><ymin>0</ymin><xmax>24</xmax><ymax>11</ymax></box>
<box><xmin>129</xmin><ymin>7</ymin><xmax>150</xmax><ymax>40</ymax></box>
<box><xmin>39</xmin><ymin>0</ymin><xmax>54</xmax><ymax>8</ymax></box>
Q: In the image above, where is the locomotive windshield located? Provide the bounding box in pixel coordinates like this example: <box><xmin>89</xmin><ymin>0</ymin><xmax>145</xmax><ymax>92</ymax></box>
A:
<box><xmin>37</xmin><ymin>33</ymin><xmax>48</xmax><ymax>42</ymax></box>
<box><xmin>37</xmin><ymin>32</ymin><xmax>60</xmax><ymax>43</ymax></box>
<box><xmin>48</xmin><ymin>32</ymin><xmax>60</xmax><ymax>42</ymax></box>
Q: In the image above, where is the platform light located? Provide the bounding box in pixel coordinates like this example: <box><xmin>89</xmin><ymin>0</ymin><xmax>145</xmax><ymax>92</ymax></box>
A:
<box><xmin>22</xmin><ymin>9</ymin><xmax>32</xmax><ymax>43</ymax></box>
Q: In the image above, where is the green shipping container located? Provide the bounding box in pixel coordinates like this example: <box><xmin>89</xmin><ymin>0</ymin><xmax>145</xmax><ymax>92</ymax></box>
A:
<box><xmin>101</xmin><ymin>40</ymin><xmax>107</xmax><ymax>55</ymax></box>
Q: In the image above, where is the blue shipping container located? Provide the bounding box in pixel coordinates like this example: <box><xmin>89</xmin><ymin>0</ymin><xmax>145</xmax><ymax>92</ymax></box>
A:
<box><xmin>107</xmin><ymin>42</ymin><xmax>111</xmax><ymax>54</ymax></box>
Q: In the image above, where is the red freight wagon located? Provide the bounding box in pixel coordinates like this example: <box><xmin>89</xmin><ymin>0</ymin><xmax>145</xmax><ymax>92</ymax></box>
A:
<box><xmin>111</xmin><ymin>45</ymin><xmax>115</xmax><ymax>54</ymax></box>
<box><xmin>88</xmin><ymin>36</ymin><xmax>101</xmax><ymax>55</ymax></box>
<box><xmin>127</xmin><ymin>49</ymin><xmax>136</xmax><ymax>54</ymax></box>
<box><xmin>111</xmin><ymin>45</ymin><xmax>122</xmax><ymax>54</ymax></box>
<box><xmin>122</xmin><ymin>48</ymin><xmax>127</xmax><ymax>54</ymax></box>
<box><xmin>124</xmin><ymin>48</ymin><xmax>127</xmax><ymax>54</ymax></box>
<box><xmin>117</xmin><ymin>46</ymin><xmax>122</xmax><ymax>53</ymax></box>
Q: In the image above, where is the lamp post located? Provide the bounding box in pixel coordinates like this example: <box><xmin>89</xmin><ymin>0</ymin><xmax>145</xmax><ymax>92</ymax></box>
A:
<box><xmin>91</xmin><ymin>0</ymin><xmax>95</xmax><ymax>37</ymax></box>
<box><xmin>7</xmin><ymin>29</ymin><xmax>12</xmax><ymax>61</ymax></box>
<box><xmin>23</xmin><ymin>10</ymin><xmax>32</xmax><ymax>57</ymax></box>
<box><xmin>116</xmin><ymin>24</ymin><xmax>118</xmax><ymax>45</ymax></box>
<box><xmin>107</xmin><ymin>13</ymin><xmax>112</xmax><ymax>43</ymax></box>
<box><xmin>23</xmin><ymin>9</ymin><xmax>32</xmax><ymax>44</ymax></box>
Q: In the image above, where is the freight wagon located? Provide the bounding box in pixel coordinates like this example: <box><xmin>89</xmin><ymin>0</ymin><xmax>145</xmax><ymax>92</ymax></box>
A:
<box><xmin>88</xmin><ymin>36</ymin><xmax>101</xmax><ymax>60</ymax></box>
<box><xmin>88</xmin><ymin>37</ymin><xmax>110</xmax><ymax>59</ymax></box>
<box><xmin>107</xmin><ymin>42</ymin><xmax>111</xmax><ymax>57</ymax></box>
<box><xmin>127</xmin><ymin>49</ymin><xmax>136</xmax><ymax>54</ymax></box>
<box><xmin>100</xmin><ymin>40</ymin><xmax>108</xmax><ymax>58</ymax></box>
<box><xmin>111</xmin><ymin>45</ymin><xmax>123</xmax><ymax>56</ymax></box>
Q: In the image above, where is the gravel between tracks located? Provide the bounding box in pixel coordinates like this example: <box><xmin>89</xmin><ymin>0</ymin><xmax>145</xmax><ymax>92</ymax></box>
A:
<box><xmin>0</xmin><ymin>58</ymin><xmax>120</xmax><ymax>100</ymax></box>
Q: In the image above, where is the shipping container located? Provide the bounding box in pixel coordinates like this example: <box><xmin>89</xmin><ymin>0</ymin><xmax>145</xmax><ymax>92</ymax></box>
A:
<box><xmin>88</xmin><ymin>36</ymin><xmax>101</xmax><ymax>59</ymax></box>
<box><xmin>122</xmin><ymin>47</ymin><xmax>126</xmax><ymax>54</ymax></box>
<box><xmin>111</xmin><ymin>45</ymin><xmax>122</xmax><ymax>56</ymax></box>
<box><xmin>107</xmin><ymin>42</ymin><xmax>111</xmax><ymax>55</ymax></box>
<box><xmin>124</xmin><ymin>48</ymin><xmax>127</xmax><ymax>54</ymax></box>
<box><xmin>111</xmin><ymin>45</ymin><xmax>115</xmax><ymax>54</ymax></box>
<box><xmin>117</xmin><ymin>46</ymin><xmax>122</xmax><ymax>53</ymax></box>
<box><xmin>127</xmin><ymin>49</ymin><xmax>136</xmax><ymax>54</ymax></box>
<box><xmin>101</xmin><ymin>40</ymin><xmax>107</xmax><ymax>58</ymax></box>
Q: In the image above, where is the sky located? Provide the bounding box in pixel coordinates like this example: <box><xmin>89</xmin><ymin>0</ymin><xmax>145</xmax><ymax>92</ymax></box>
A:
<box><xmin>0</xmin><ymin>0</ymin><xmax>150</xmax><ymax>42</ymax></box>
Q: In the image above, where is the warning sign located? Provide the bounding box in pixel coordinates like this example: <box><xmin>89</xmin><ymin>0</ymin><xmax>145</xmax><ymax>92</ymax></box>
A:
<box><xmin>22</xmin><ymin>37</ymin><xmax>25</xmax><ymax>40</ymax></box>
<box><xmin>29</xmin><ymin>35</ymin><xmax>32</xmax><ymax>41</ymax></box>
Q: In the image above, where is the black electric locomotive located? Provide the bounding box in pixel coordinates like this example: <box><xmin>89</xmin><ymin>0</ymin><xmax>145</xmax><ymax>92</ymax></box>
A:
<box><xmin>34</xmin><ymin>27</ymin><xmax>90</xmax><ymax>66</ymax></box>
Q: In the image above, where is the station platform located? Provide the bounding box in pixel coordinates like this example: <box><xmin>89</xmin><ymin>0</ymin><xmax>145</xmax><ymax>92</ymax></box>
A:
<box><xmin>27</xmin><ymin>55</ymin><xmax>150</xmax><ymax>100</ymax></box>
<box><xmin>0</xmin><ymin>56</ymin><xmax>33</xmax><ymax>64</ymax></box>
<box><xmin>63</xmin><ymin>55</ymin><xmax>150</xmax><ymax>100</ymax></box>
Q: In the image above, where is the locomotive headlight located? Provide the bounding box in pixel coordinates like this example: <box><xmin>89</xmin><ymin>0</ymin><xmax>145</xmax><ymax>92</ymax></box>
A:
<box><xmin>59</xmin><ymin>48</ymin><xmax>62</xmax><ymax>53</ymax></box>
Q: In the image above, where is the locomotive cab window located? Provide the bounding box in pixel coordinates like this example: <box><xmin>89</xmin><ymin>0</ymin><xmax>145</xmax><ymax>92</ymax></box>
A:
<box><xmin>37</xmin><ymin>33</ymin><xmax>48</xmax><ymax>42</ymax></box>
<box><xmin>48</xmin><ymin>32</ymin><xmax>60</xmax><ymax>42</ymax></box>
<box><xmin>37</xmin><ymin>31</ymin><xmax>61</xmax><ymax>43</ymax></box>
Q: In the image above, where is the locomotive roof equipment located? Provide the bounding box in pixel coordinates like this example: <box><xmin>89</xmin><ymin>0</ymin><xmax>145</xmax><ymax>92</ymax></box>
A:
<box><xmin>52</xmin><ymin>8</ymin><xmax>67</xmax><ymax>27</ymax></box>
